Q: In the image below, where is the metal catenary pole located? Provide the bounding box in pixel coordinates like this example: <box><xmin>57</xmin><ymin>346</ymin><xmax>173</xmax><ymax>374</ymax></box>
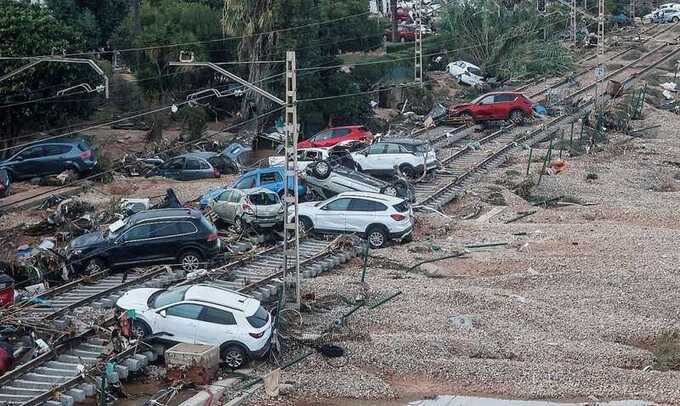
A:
<box><xmin>571</xmin><ymin>0</ymin><xmax>577</xmax><ymax>43</ymax></box>
<box><xmin>415</xmin><ymin>0</ymin><xmax>423</xmax><ymax>86</ymax></box>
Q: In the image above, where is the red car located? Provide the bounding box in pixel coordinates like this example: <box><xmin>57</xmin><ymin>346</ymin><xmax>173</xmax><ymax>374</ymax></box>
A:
<box><xmin>297</xmin><ymin>126</ymin><xmax>373</xmax><ymax>149</ymax></box>
<box><xmin>383</xmin><ymin>25</ymin><xmax>417</xmax><ymax>42</ymax></box>
<box><xmin>450</xmin><ymin>92</ymin><xmax>534</xmax><ymax>123</ymax></box>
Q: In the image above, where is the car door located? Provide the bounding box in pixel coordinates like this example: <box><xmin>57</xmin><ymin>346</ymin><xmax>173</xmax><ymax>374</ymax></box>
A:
<box><xmin>493</xmin><ymin>93</ymin><xmax>516</xmax><ymax>119</ymax></box>
<box><xmin>381</xmin><ymin>143</ymin><xmax>407</xmax><ymax>174</ymax></box>
<box><xmin>156</xmin><ymin>303</ymin><xmax>202</xmax><ymax>343</ymax></box>
<box><xmin>359</xmin><ymin>144</ymin><xmax>386</xmax><ymax>172</ymax></box>
<box><xmin>212</xmin><ymin>190</ymin><xmax>233</xmax><ymax>221</ymax></box>
<box><xmin>226</xmin><ymin>190</ymin><xmax>244</xmax><ymax>223</ymax></box>
<box><xmin>108</xmin><ymin>223</ymin><xmax>156</xmax><ymax>267</ymax></box>
<box><xmin>158</xmin><ymin>157</ymin><xmax>185</xmax><ymax>180</ymax></box>
<box><xmin>182</xmin><ymin>158</ymin><xmax>204</xmax><ymax>181</ymax></box>
<box><xmin>195</xmin><ymin>305</ymin><xmax>238</xmax><ymax>345</ymax></box>
<box><xmin>475</xmin><ymin>95</ymin><xmax>497</xmax><ymax>119</ymax></box>
<box><xmin>315</xmin><ymin>197</ymin><xmax>350</xmax><ymax>232</ymax></box>
<box><xmin>146</xmin><ymin>222</ymin><xmax>188</xmax><ymax>264</ymax></box>
<box><xmin>346</xmin><ymin>198</ymin><xmax>388</xmax><ymax>233</ymax></box>
<box><xmin>9</xmin><ymin>145</ymin><xmax>47</xmax><ymax>178</ymax></box>
<box><xmin>43</xmin><ymin>144</ymin><xmax>72</xmax><ymax>174</ymax></box>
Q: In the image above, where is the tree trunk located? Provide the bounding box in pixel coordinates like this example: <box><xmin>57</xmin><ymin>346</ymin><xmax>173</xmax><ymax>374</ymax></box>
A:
<box><xmin>391</xmin><ymin>0</ymin><xmax>399</xmax><ymax>42</ymax></box>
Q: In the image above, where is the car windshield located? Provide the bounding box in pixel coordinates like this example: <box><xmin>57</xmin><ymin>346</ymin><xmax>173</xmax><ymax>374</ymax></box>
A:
<box><xmin>249</xmin><ymin>191</ymin><xmax>279</xmax><ymax>205</ymax></box>
<box><xmin>106</xmin><ymin>219</ymin><xmax>128</xmax><ymax>240</ymax></box>
<box><xmin>150</xmin><ymin>286</ymin><xmax>191</xmax><ymax>309</ymax></box>
<box><xmin>403</xmin><ymin>143</ymin><xmax>429</xmax><ymax>153</ymax></box>
<box><xmin>246</xmin><ymin>305</ymin><xmax>269</xmax><ymax>328</ymax></box>
<box><xmin>393</xmin><ymin>201</ymin><xmax>410</xmax><ymax>213</ymax></box>
<box><xmin>471</xmin><ymin>94</ymin><xmax>489</xmax><ymax>103</ymax></box>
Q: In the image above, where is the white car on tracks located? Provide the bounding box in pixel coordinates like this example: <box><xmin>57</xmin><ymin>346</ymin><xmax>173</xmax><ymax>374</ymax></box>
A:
<box><xmin>351</xmin><ymin>138</ymin><xmax>439</xmax><ymax>178</ymax></box>
<box><xmin>116</xmin><ymin>283</ymin><xmax>272</xmax><ymax>369</ymax></box>
<box><xmin>446</xmin><ymin>60</ymin><xmax>485</xmax><ymax>87</ymax></box>
<box><xmin>292</xmin><ymin>192</ymin><xmax>414</xmax><ymax>248</ymax></box>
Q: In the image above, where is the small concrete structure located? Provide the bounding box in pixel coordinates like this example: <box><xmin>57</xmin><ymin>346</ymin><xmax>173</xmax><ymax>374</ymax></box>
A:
<box><xmin>177</xmin><ymin>378</ymin><xmax>238</xmax><ymax>406</ymax></box>
<box><xmin>166</xmin><ymin>343</ymin><xmax>220</xmax><ymax>385</ymax></box>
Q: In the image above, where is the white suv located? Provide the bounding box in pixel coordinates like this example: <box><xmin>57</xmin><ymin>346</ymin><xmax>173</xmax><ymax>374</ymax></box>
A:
<box><xmin>351</xmin><ymin>139</ymin><xmax>439</xmax><ymax>178</ymax></box>
<box><xmin>116</xmin><ymin>283</ymin><xmax>272</xmax><ymax>369</ymax></box>
<box><xmin>293</xmin><ymin>192</ymin><xmax>413</xmax><ymax>248</ymax></box>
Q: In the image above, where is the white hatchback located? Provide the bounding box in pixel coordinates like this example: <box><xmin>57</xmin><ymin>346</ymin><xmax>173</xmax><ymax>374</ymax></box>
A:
<box><xmin>292</xmin><ymin>192</ymin><xmax>413</xmax><ymax>248</ymax></box>
<box><xmin>116</xmin><ymin>283</ymin><xmax>272</xmax><ymax>369</ymax></box>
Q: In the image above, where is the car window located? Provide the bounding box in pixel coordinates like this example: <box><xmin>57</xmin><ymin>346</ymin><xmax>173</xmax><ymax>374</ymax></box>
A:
<box><xmin>229</xmin><ymin>190</ymin><xmax>243</xmax><ymax>203</ymax></box>
<box><xmin>323</xmin><ymin>198</ymin><xmax>351</xmax><ymax>211</ymax></box>
<box><xmin>479</xmin><ymin>95</ymin><xmax>495</xmax><ymax>104</ymax></box>
<box><xmin>185</xmin><ymin>158</ymin><xmax>202</xmax><ymax>170</ymax></box>
<box><xmin>198</xmin><ymin>160</ymin><xmax>211</xmax><ymax>170</ymax></box>
<box><xmin>151</xmin><ymin>286</ymin><xmax>191</xmax><ymax>308</ymax></box>
<box><xmin>312</xmin><ymin>130</ymin><xmax>332</xmax><ymax>141</ymax></box>
<box><xmin>332</xmin><ymin>128</ymin><xmax>351</xmax><ymax>137</ymax></box>
<box><xmin>149</xmin><ymin>223</ymin><xmax>178</xmax><ymax>238</ymax></box>
<box><xmin>246</xmin><ymin>306</ymin><xmax>269</xmax><ymax>328</ymax></box>
<box><xmin>164</xmin><ymin>157</ymin><xmax>185</xmax><ymax>170</ymax></box>
<box><xmin>178</xmin><ymin>222</ymin><xmax>198</xmax><ymax>234</ymax></box>
<box><xmin>368</xmin><ymin>144</ymin><xmax>387</xmax><ymax>155</ymax></box>
<box><xmin>348</xmin><ymin>199</ymin><xmax>387</xmax><ymax>212</ymax></box>
<box><xmin>199</xmin><ymin>306</ymin><xmax>236</xmax><ymax>325</ymax></box>
<box><xmin>121</xmin><ymin>224</ymin><xmax>153</xmax><ymax>241</ymax></box>
<box><xmin>384</xmin><ymin>144</ymin><xmax>402</xmax><ymax>154</ymax></box>
<box><xmin>495</xmin><ymin>94</ymin><xmax>516</xmax><ymax>102</ymax></box>
<box><xmin>166</xmin><ymin>303</ymin><xmax>203</xmax><ymax>320</ymax></box>
<box><xmin>217</xmin><ymin>190</ymin><xmax>232</xmax><ymax>202</ymax></box>
<box><xmin>249</xmin><ymin>191</ymin><xmax>279</xmax><ymax>205</ymax></box>
<box><xmin>17</xmin><ymin>146</ymin><xmax>45</xmax><ymax>160</ymax></box>
<box><xmin>393</xmin><ymin>201</ymin><xmax>410</xmax><ymax>213</ymax></box>
<box><xmin>303</xmin><ymin>150</ymin><xmax>320</xmax><ymax>160</ymax></box>
<box><xmin>260</xmin><ymin>171</ymin><xmax>282</xmax><ymax>184</ymax></box>
<box><xmin>235</xmin><ymin>176</ymin><xmax>256</xmax><ymax>189</ymax></box>
<box><xmin>77</xmin><ymin>142</ymin><xmax>89</xmax><ymax>152</ymax></box>
<box><xmin>44</xmin><ymin>145</ymin><xmax>71</xmax><ymax>156</ymax></box>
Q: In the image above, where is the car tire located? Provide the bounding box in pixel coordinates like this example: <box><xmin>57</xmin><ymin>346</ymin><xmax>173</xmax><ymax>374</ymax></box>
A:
<box><xmin>674</xmin><ymin>16</ymin><xmax>679</xmax><ymax>22</ymax></box>
<box><xmin>402</xmin><ymin>232</ymin><xmax>413</xmax><ymax>243</ymax></box>
<box><xmin>391</xmin><ymin>179</ymin><xmax>410</xmax><ymax>198</ymax></box>
<box><xmin>380</xmin><ymin>185</ymin><xmax>398</xmax><ymax>197</ymax></box>
<box><xmin>311</xmin><ymin>160</ymin><xmax>332</xmax><ymax>180</ymax></box>
<box><xmin>130</xmin><ymin>319</ymin><xmax>151</xmax><ymax>339</ymax></box>
<box><xmin>509</xmin><ymin>109</ymin><xmax>525</xmax><ymax>125</ymax></box>
<box><xmin>223</xmin><ymin>345</ymin><xmax>247</xmax><ymax>369</ymax></box>
<box><xmin>399</xmin><ymin>164</ymin><xmax>417</xmax><ymax>179</ymax></box>
<box><xmin>366</xmin><ymin>225</ymin><xmax>388</xmax><ymax>249</ymax></box>
<box><xmin>85</xmin><ymin>258</ymin><xmax>106</xmax><ymax>275</ymax></box>
<box><xmin>178</xmin><ymin>250</ymin><xmax>202</xmax><ymax>272</ymax></box>
<box><xmin>299</xmin><ymin>216</ymin><xmax>314</xmax><ymax>234</ymax></box>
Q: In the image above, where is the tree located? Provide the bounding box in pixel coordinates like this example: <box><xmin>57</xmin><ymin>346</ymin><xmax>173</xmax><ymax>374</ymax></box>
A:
<box><xmin>45</xmin><ymin>0</ymin><xmax>130</xmax><ymax>50</ymax></box>
<box><xmin>0</xmin><ymin>1</ymin><xmax>98</xmax><ymax>156</ymax></box>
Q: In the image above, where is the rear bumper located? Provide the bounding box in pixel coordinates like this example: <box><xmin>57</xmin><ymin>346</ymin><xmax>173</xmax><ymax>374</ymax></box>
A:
<box><xmin>390</xmin><ymin>225</ymin><xmax>413</xmax><ymax>240</ymax></box>
<box><xmin>248</xmin><ymin>335</ymin><xmax>272</xmax><ymax>360</ymax></box>
<box><xmin>243</xmin><ymin>214</ymin><xmax>284</xmax><ymax>228</ymax></box>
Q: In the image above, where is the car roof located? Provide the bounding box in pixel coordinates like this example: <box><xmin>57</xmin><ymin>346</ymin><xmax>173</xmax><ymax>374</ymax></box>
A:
<box><xmin>242</xmin><ymin>166</ymin><xmax>283</xmax><ymax>177</ymax></box>
<box><xmin>21</xmin><ymin>137</ymin><xmax>87</xmax><ymax>147</ymax></box>
<box><xmin>378</xmin><ymin>138</ymin><xmax>426</xmax><ymax>145</ymax></box>
<box><xmin>335</xmin><ymin>191</ymin><xmax>405</xmax><ymax>204</ymax></box>
<box><xmin>181</xmin><ymin>152</ymin><xmax>216</xmax><ymax>159</ymax></box>
<box><xmin>241</xmin><ymin>187</ymin><xmax>277</xmax><ymax>195</ymax></box>
<box><xmin>484</xmin><ymin>91</ymin><xmax>523</xmax><ymax>96</ymax></box>
<box><xmin>185</xmin><ymin>283</ymin><xmax>259</xmax><ymax>314</ymax></box>
<box><xmin>129</xmin><ymin>208</ymin><xmax>200</xmax><ymax>224</ymax></box>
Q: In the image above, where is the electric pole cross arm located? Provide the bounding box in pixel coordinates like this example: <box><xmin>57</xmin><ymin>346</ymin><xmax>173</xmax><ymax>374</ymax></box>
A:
<box><xmin>0</xmin><ymin>57</ymin><xmax>109</xmax><ymax>99</ymax></box>
<box><xmin>169</xmin><ymin>61</ymin><xmax>285</xmax><ymax>106</ymax></box>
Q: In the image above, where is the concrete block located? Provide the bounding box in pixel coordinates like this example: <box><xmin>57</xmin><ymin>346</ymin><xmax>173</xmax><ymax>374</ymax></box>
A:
<box><xmin>143</xmin><ymin>350</ymin><xmax>157</xmax><ymax>362</ymax></box>
<box><xmin>58</xmin><ymin>394</ymin><xmax>74</xmax><ymax>406</ymax></box>
<box><xmin>79</xmin><ymin>383</ymin><xmax>96</xmax><ymax>397</ymax></box>
<box><xmin>45</xmin><ymin>401</ymin><xmax>63</xmax><ymax>406</ymax></box>
<box><xmin>303</xmin><ymin>270</ymin><xmax>313</xmax><ymax>278</ymax></box>
<box><xmin>99</xmin><ymin>298</ymin><xmax>114</xmax><ymax>308</ymax></box>
<box><xmin>132</xmin><ymin>353</ymin><xmax>148</xmax><ymax>367</ymax></box>
<box><xmin>115</xmin><ymin>364</ymin><xmax>129</xmax><ymax>379</ymax></box>
<box><xmin>125</xmin><ymin>358</ymin><xmax>141</xmax><ymax>372</ymax></box>
<box><xmin>177</xmin><ymin>378</ymin><xmax>238</xmax><ymax>406</ymax></box>
<box><xmin>53</xmin><ymin>319</ymin><xmax>68</xmax><ymax>330</ymax></box>
<box><xmin>165</xmin><ymin>343</ymin><xmax>219</xmax><ymax>369</ymax></box>
<box><xmin>67</xmin><ymin>388</ymin><xmax>86</xmax><ymax>402</ymax></box>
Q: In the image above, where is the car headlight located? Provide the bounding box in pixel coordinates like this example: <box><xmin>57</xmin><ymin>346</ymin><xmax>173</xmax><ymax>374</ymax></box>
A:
<box><xmin>71</xmin><ymin>249</ymin><xmax>83</xmax><ymax>256</ymax></box>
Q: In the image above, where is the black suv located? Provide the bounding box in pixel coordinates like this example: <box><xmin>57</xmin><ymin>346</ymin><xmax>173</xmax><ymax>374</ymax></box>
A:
<box><xmin>0</xmin><ymin>138</ymin><xmax>97</xmax><ymax>180</ymax></box>
<box><xmin>66</xmin><ymin>209</ymin><xmax>221</xmax><ymax>275</ymax></box>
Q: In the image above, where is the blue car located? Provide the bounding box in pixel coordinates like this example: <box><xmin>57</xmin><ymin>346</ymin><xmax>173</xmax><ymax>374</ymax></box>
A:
<box><xmin>233</xmin><ymin>166</ymin><xmax>307</xmax><ymax>198</ymax></box>
<box><xmin>0</xmin><ymin>138</ymin><xmax>97</xmax><ymax>180</ymax></box>
<box><xmin>199</xmin><ymin>187</ymin><xmax>228</xmax><ymax>209</ymax></box>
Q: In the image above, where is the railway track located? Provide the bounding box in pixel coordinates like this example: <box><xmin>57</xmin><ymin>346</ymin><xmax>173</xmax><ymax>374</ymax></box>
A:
<box><xmin>0</xmin><ymin>237</ymin><xmax>359</xmax><ymax>406</ymax></box>
<box><xmin>415</xmin><ymin>33</ymin><xmax>680</xmax><ymax>210</ymax></box>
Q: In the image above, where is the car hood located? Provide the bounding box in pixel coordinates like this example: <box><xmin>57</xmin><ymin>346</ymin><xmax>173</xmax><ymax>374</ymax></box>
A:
<box><xmin>70</xmin><ymin>231</ymin><xmax>107</xmax><ymax>249</ymax></box>
<box><xmin>116</xmin><ymin>288</ymin><xmax>161</xmax><ymax>311</ymax></box>
<box><xmin>452</xmin><ymin>103</ymin><xmax>473</xmax><ymax>110</ymax></box>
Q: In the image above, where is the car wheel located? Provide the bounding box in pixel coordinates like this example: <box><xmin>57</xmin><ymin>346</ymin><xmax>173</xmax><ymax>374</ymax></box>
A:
<box><xmin>85</xmin><ymin>258</ymin><xmax>106</xmax><ymax>275</ymax></box>
<box><xmin>311</xmin><ymin>160</ymin><xmax>332</xmax><ymax>179</ymax></box>
<box><xmin>509</xmin><ymin>109</ymin><xmax>525</xmax><ymax>125</ymax></box>
<box><xmin>234</xmin><ymin>217</ymin><xmax>245</xmax><ymax>234</ymax></box>
<box><xmin>674</xmin><ymin>16</ymin><xmax>679</xmax><ymax>22</ymax></box>
<box><xmin>130</xmin><ymin>320</ymin><xmax>151</xmax><ymax>339</ymax></box>
<box><xmin>223</xmin><ymin>345</ymin><xmax>247</xmax><ymax>369</ymax></box>
<box><xmin>399</xmin><ymin>164</ymin><xmax>417</xmax><ymax>179</ymax></box>
<box><xmin>366</xmin><ymin>226</ymin><xmax>388</xmax><ymax>249</ymax></box>
<box><xmin>179</xmin><ymin>250</ymin><xmax>202</xmax><ymax>272</ymax></box>
<box><xmin>380</xmin><ymin>185</ymin><xmax>398</xmax><ymax>197</ymax></box>
<box><xmin>299</xmin><ymin>216</ymin><xmax>314</xmax><ymax>234</ymax></box>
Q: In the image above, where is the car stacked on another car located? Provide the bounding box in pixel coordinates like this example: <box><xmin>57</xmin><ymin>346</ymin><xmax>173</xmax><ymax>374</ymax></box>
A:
<box><xmin>116</xmin><ymin>282</ymin><xmax>272</xmax><ymax>368</ymax></box>
<box><xmin>232</xmin><ymin>166</ymin><xmax>307</xmax><ymax>198</ymax></box>
<box><xmin>0</xmin><ymin>138</ymin><xmax>97</xmax><ymax>181</ymax></box>
<box><xmin>209</xmin><ymin>187</ymin><xmax>284</xmax><ymax>233</ymax></box>
<box><xmin>351</xmin><ymin>138</ymin><xmax>439</xmax><ymax>178</ymax></box>
<box><xmin>149</xmin><ymin>152</ymin><xmax>238</xmax><ymax>181</ymax></box>
<box><xmin>66</xmin><ymin>208</ymin><xmax>220</xmax><ymax>275</ymax></box>
<box><xmin>294</xmin><ymin>192</ymin><xmax>413</xmax><ymax>248</ymax></box>
<box><xmin>450</xmin><ymin>92</ymin><xmax>534</xmax><ymax>124</ymax></box>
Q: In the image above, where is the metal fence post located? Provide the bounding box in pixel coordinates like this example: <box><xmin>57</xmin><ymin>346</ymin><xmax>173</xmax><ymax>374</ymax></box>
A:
<box><xmin>526</xmin><ymin>147</ymin><xmax>533</xmax><ymax>176</ymax></box>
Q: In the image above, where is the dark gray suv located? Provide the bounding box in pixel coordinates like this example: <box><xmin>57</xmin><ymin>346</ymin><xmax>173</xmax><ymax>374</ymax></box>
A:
<box><xmin>0</xmin><ymin>138</ymin><xmax>97</xmax><ymax>180</ymax></box>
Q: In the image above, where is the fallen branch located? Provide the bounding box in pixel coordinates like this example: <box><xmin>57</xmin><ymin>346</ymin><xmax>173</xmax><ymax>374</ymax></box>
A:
<box><xmin>407</xmin><ymin>252</ymin><xmax>466</xmax><ymax>272</ymax></box>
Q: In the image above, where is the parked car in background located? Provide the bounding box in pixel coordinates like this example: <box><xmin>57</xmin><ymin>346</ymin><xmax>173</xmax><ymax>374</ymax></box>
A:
<box><xmin>116</xmin><ymin>283</ymin><xmax>272</xmax><ymax>368</ymax></box>
<box><xmin>383</xmin><ymin>24</ymin><xmax>417</xmax><ymax>42</ymax></box>
<box><xmin>297</xmin><ymin>126</ymin><xmax>373</xmax><ymax>149</ymax></box>
<box><xmin>351</xmin><ymin>139</ymin><xmax>438</xmax><ymax>178</ymax></box>
<box><xmin>66</xmin><ymin>208</ymin><xmax>220</xmax><ymax>275</ymax></box>
<box><xmin>209</xmin><ymin>187</ymin><xmax>284</xmax><ymax>233</ymax></box>
<box><xmin>293</xmin><ymin>192</ymin><xmax>413</xmax><ymax>248</ymax></box>
<box><xmin>0</xmin><ymin>169</ymin><xmax>10</xmax><ymax>198</ymax></box>
<box><xmin>450</xmin><ymin>92</ymin><xmax>534</xmax><ymax>124</ymax></box>
<box><xmin>233</xmin><ymin>166</ymin><xmax>307</xmax><ymax>198</ymax></box>
<box><xmin>301</xmin><ymin>159</ymin><xmax>414</xmax><ymax>202</ymax></box>
<box><xmin>268</xmin><ymin>148</ymin><xmax>329</xmax><ymax>171</ymax></box>
<box><xmin>446</xmin><ymin>60</ymin><xmax>485</xmax><ymax>87</ymax></box>
<box><xmin>221</xmin><ymin>143</ymin><xmax>253</xmax><ymax>172</ymax></box>
<box><xmin>660</xmin><ymin>8</ymin><xmax>680</xmax><ymax>22</ymax></box>
<box><xmin>148</xmin><ymin>152</ymin><xmax>229</xmax><ymax>181</ymax></box>
<box><xmin>0</xmin><ymin>138</ymin><xmax>97</xmax><ymax>181</ymax></box>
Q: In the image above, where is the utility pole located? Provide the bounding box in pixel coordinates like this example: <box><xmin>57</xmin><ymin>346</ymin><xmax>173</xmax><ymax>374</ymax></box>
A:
<box><xmin>169</xmin><ymin>55</ymin><xmax>301</xmax><ymax>308</ymax></box>
<box><xmin>596</xmin><ymin>0</ymin><xmax>606</xmax><ymax>111</ymax></box>
<box><xmin>282</xmin><ymin>51</ymin><xmax>301</xmax><ymax>309</ymax></box>
<box><xmin>415</xmin><ymin>0</ymin><xmax>423</xmax><ymax>86</ymax></box>
<box><xmin>571</xmin><ymin>0</ymin><xmax>577</xmax><ymax>43</ymax></box>
<box><xmin>630</xmin><ymin>0</ymin><xmax>635</xmax><ymax>22</ymax></box>
<box><xmin>390</xmin><ymin>0</ymin><xmax>398</xmax><ymax>42</ymax></box>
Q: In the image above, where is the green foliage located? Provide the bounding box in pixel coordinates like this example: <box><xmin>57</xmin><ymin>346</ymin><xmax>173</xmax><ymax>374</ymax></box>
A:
<box><xmin>180</xmin><ymin>106</ymin><xmax>209</xmax><ymax>141</ymax></box>
<box><xmin>109</xmin><ymin>75</ymin><xmax>145</xmax><ymax>113</ymax></box>
<box><xmin>0</xmin><ymin>1</ymin><xmax>97</xmax><ymax>154</ymax></box>
<box><xmin>439</xmin><ymin>0</ymin><xmax>572</xmax><ymax>79</ymax></box>
<box><xmin>46</xmin><ymin>0</ymin><xmax>130</xmax><ymax>50</ymax></box>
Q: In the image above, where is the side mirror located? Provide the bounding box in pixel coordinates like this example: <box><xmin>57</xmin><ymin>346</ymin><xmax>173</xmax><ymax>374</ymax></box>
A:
<box><xmin>159</xmin><ymin>310</ymin><xmax>167</xmax><ymax>318</ymax></box>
